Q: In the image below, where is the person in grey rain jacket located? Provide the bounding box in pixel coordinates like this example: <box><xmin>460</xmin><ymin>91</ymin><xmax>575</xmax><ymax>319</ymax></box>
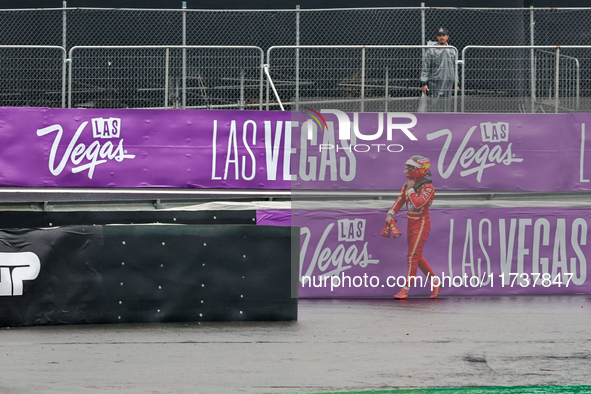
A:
<box><xmin>420</xmin><ymin>27</ymin><xmax>458</xmax><ymax>112</ymax></box>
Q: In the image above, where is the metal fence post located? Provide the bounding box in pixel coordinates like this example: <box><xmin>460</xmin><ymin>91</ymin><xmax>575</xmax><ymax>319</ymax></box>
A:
<box><xmin>421</xmin><ymin>4</ymin><xmax>427</xmax><ymax>112</ymax></box>
<box><xmin>62</xmin><ymin>1</ymin><xmax>67</xmax><ymax>108</ymax></box>
<box><xmin>240</xmin><ymin>69</ymin><xmax>245</xmax><ymax>110</ymax></box>
<box><xmin>576</xmin><ymin>58</ymin><xmax>580</xmax><ymax>111</ymax></box>
<box><xmin>266</xmin><ymin>51</ymin><xmax>270</xmax><ymax>111</ymax></box>
<box><xmin>259</xmin><ymin>48</ymin><xmax>263</xmax><ymax>110</ymax></box>
<box><xmin>295</xmin><ymin>5</ymin><xmax>301</xmax><ymax>111</ymax></box>
<box><xmin>555</xmin><ymin>46</ymin><xmax>560</xmax><ymax>113</ymax></box>
<box><xmin>421</xmin><ymin>3</ymin><xmax>426</xmax><ymax>45</ymax></box>
<box><xmin>68</xmin><ymin>48</ymin><xmax>72</xmax><ymax>108</ymax></box>
<box><xmin>461</xmin><ymin>48</ymin><xmax>465</xmax><ymax>112</ymax></box>
<box><xmin>182</xmin><ymin>1</ymin><xmax>187</xmax><ymax>109</ymax></box>
<box><xmin>454</xmin><ymin>54</ymin><xmax>458</xmax><ymax>112</ymax></box>
<box><xmin>384</xmin><ymin>66</ymin><xmax>389</xmax><ymax>112</ymax></box>
<box><xmin>530</xmin><ymin>5</ymin><xmax>536</xmax><ymax>113</ymax></box>
<box><xmin>360</xmin><ymin>45</ymin><xmax>365</xmax><ymax>112</ymax></box>
<box><xmin>61</xmin><ymin>50</ymin><xmax>67</xmax><ymax>109</ymax></box>
<box><xmin>165</xmin><ymin>47</ymin><xmax>170</xmax><ymax>108</ymax></box>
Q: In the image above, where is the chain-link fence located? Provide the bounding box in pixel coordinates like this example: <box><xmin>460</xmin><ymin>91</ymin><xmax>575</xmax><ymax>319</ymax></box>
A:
<box><xmin>69</xmin><ymin>46</ymin><xmax>263</xmax><ymax>109</ymax></box>
<box><xmin>462</xmin><ymin>46</ymin><xmax>590</xmax><ymax>113</ymax></box>
<box><xmin>267</xmin><ymin>45</ymin><xmax>459</xmax><ymax>113</ymax></box>
<box><xmin>1</xmin><ymin>7</ymin><xmax>588</xmax><ymax>52</ymax></box>
<box><xmin>0</xmin><ymin>6</ymin><xmax>591</xmax><ymax>111</ymax></box>
<box><xmin>0</xmin><ymin>46</ymin><xmax>65</xmax><ymax>108</ymax></box>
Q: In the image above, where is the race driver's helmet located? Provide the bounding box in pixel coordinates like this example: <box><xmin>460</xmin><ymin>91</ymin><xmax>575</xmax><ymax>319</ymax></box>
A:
<box><xmin>404</xmin><ymin>155</ymin><xmax>431</xmax><ymax>179</ymax></box>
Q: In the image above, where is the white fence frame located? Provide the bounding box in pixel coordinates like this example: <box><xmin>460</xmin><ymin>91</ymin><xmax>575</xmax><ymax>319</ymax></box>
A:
<box><xmin>0</xmin><ymin>45</ymin><xmax>66</xmax><ymax>108</ymax></box>
<box><xmin>0</xmin><ymin>44</ymin><xmax>589</xmax><ymax>114</ymax></box>
<box><xmin>461</xmin><ymin>45</ymin><xmax>586</xmax><ymax>113</ymax></box>
<box><xmin>266</xmin><ymin>45</ymin><xmax>460</xmax><ymax>112</ymax></box>
<box><xmin>68</xmin><ymin>45</ymin><xmax>265</xmax><ymax>110</ymax></box>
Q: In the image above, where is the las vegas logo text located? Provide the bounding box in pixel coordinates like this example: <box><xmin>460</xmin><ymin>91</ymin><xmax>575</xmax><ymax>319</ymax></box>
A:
<box><xmin>427</xmin><ymin>121</ymin><xmax>523</xmax><ymax>182</ymax></box>
<box><xmin>300</xmin><ymin>218</ymin><xmax>379</xmax><ymax>283</ymax></box>
<box><xmin>37</xmin><ymin>117</ymin><xmax>135</xmax><ymax>179</ymax></box>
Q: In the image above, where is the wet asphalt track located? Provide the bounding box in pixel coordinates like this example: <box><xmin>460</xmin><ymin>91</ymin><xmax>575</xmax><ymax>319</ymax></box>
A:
<box><xmin>1</xmin><ymin>296</ymin><xmax>590</xmax><ymax>394</ymax></box>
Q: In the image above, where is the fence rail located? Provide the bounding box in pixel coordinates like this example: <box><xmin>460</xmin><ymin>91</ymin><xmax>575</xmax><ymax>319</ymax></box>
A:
<box><xmin>68</xmin><ymin>45</ymin><xmax>264</xmax><ymax>110</ymax></box>
<box><xmin>3</xmin><ymin>44</ymin><xmax>591</xmax><ymax>113</ymax></box>
<box><xmin>462</xmin><ymin>46</ymin><xmax>590</xmax><ymax>113</ymax></box>
<box><xmin>1</xmin><ymin>6</ymin><xmax>591</xmax><ymax>112</ymax></box>
<box><xmin>266</xmin><ymin>45</ymin><xmax>459</xmax><ymax>113</ymax></box>
<box><xmin>0</xmin><ymin>45</ymin><xmax>66</xmax><ymax>108</ymax></box>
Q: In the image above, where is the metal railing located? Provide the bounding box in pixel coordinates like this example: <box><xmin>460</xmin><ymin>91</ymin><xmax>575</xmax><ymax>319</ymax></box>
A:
<box><xmin>1</xmin><ymin>6</ymin><xmax>591</xmax><ymax>112</ymax></box>
<box><xmin>462</xmin><ymin>46</ymin><xmax>589</xmax><ymax>113</ymax></box>
<box><xmin>3</xmin><ymin>43</ymin><xmax>591</xmax><ymax>114</ymax></box>
<box><xmin>534</xmin><ymin>49</ymin><xmax>580</xmax><ymax>112</ymax></box>
<box><xmin>266</xmin><ymin>45</ymin><xmax>459</xmax><ymax>113</ymax></box>
<box><xmin>68</xmin><ymin>45</ymin><xmax>264</xmax><ymax>110</ymax></box>
<box><xmin>1</xmin><ymin>6</ymin><xmax>590</xmax><ymax>204</ymax></box>
<box><xmin>3</xmin><ymin>6</ymin><xmax>591</xmax><ymax>52</ymax></box>
<box><xmin>0</xmin><ymin>45</ymin><xmax>66</xmax><ymax>108</ymax></box>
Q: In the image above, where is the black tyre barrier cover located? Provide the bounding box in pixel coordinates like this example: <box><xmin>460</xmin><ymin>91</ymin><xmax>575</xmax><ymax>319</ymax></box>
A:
<box><xmin>0</xmin><ymin>224</ymin><xmax>298</xmax><ymax>326</ymax></box>
<box><xmin>0</xmin><ymin>210</ymin><xmax>257</xmax><ymax>228</ymax></box>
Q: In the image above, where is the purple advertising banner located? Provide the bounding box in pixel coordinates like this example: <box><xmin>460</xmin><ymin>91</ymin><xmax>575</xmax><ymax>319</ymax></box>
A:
<box><xmin>257</xmin><ymin>208</ymin><xmax>591</xmax><ymax>297</ymax></box>
<box><xmin>0</xmin><ymin>107</ymin><xmax>591</xmax><ymax>191</ymax></box>
<box><xmin>291</xmin><ymin>112</ymin><xmax>591</xmax><ymax>191</ymax></box>
<box><xmin>0</xmin><ymin>107</ymin><xmax>291</xmax><ymax>189</ymax></box>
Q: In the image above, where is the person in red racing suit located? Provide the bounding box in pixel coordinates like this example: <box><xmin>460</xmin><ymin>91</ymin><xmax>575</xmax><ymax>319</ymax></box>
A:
<box><xmin>386</xmin><ymin>155</ymin><xmax>441</xmax><ymax>299</ymax></box>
